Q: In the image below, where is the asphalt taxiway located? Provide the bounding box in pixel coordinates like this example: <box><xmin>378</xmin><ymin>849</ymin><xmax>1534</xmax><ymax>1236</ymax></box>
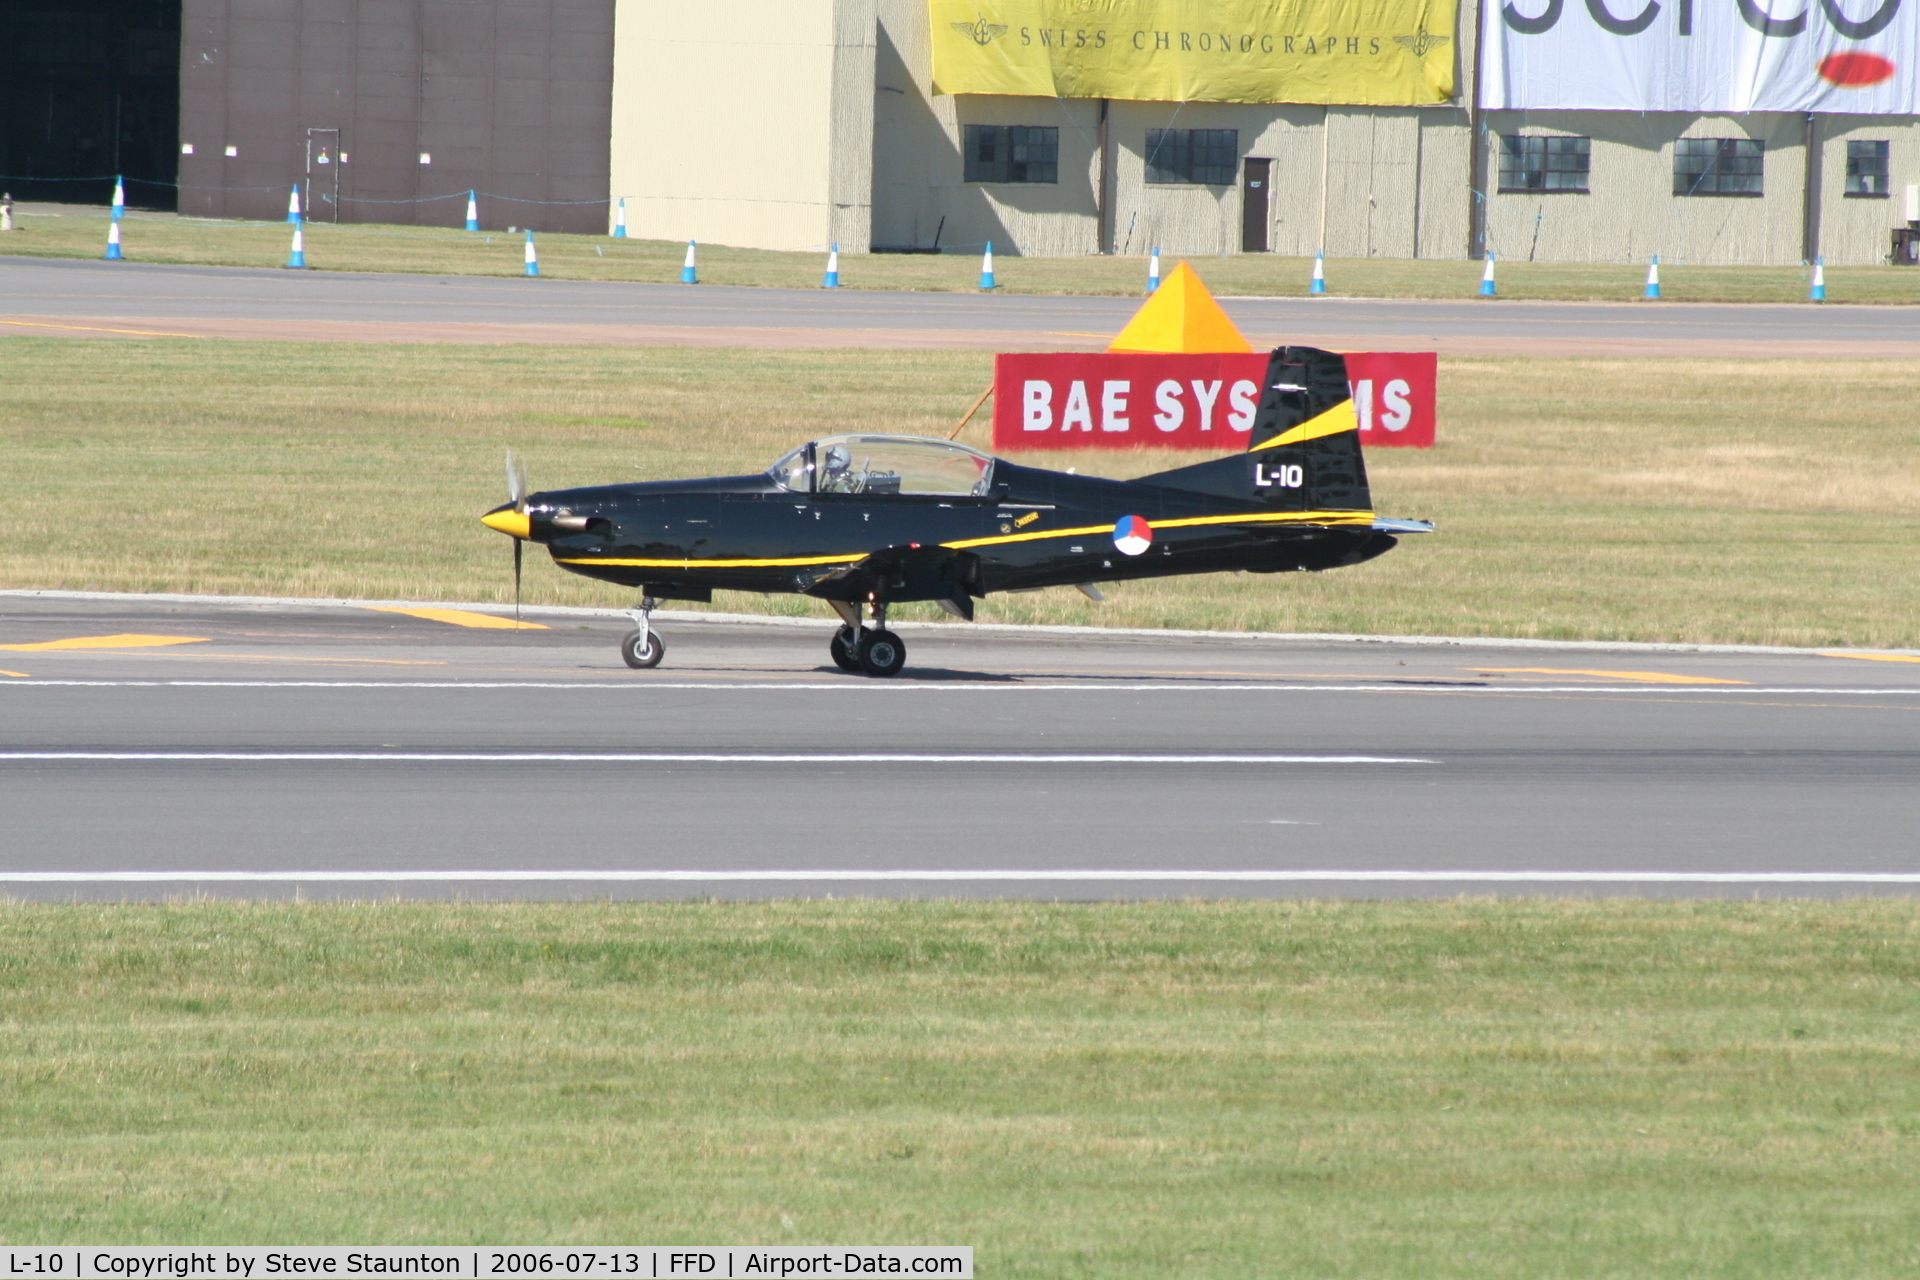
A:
<box><xmin>5</xmin><ymin>256</ymin><xmax>1917</xmax><ymax>356</ymax></box>
<box><xmin>3</xmin><ymin>591</ymin><xmax>1917</xmax><ymax>900</ymax></box>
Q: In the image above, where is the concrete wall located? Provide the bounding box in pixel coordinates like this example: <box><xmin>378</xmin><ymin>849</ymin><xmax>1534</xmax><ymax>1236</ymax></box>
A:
<box><xmin>609</xmin><ymin>0</ymin><xmax>873</xmax><ymax>251</ymax></box>
<box><xmin>1813</xmin><ymin>115</ymin><xmax>1920</xmax><ymax>266</ymax></box>
<box><xmin>178</xmin><ymin>0</ymin><xmax>613</xmax><ymax>232</ymax></box>
<box><xmin>871</xmin><ymin>0</ymin><xmax>1466</xmax><ymax>260</ymax></box>
<box><xmin>1479</xmin><ymin>111</ymin><xmax>1920</xmax><ymax>266</ymax></box>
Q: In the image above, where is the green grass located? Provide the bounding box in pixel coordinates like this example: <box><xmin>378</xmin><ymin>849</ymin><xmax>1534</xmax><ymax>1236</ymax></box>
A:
<box><xmin>0</xmin><ymin>900</ymin><xmax>1915</xmax><ymax>1273</ymax></box>
<box><xmin>8</xmin><ymin>211</ymin><xmax>1920</xmax><ymax>303</ymax></box>
<box><xmin>5</xmin><ymin>337</ymin><xmax>1920</xmax><ymax>646</ymax></box>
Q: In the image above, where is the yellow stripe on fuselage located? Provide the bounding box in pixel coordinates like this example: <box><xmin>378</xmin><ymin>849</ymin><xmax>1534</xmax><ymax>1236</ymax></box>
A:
<box><xmin>556</xmin><ymin>509</ymin><xmax>1376</xmax><ymax>570</ymax></box>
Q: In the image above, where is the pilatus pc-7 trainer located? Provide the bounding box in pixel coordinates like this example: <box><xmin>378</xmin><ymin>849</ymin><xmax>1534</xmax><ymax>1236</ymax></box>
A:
<box><xmin>481</xmin><ymin>345</ymin><xmax>1431</xmax><ymax>676</ymax></box>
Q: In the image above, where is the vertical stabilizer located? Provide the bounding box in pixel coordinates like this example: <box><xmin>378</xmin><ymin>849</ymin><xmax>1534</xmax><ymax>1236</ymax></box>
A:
<box><xmin>1137</xmin><ymin>346</ymin><xmax>1371</xmax><ymax>514</ymax></box>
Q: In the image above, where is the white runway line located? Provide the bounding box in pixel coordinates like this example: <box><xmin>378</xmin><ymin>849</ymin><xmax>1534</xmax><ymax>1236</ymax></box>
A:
<box><xmin>4</xmin><ymin>681</ymin><xmax>1920</xmax><ymax>695</ymax></box>
<box><xmin>0</xmin><ymin>751</ymin><xmax>1434</xmax><ymax>764</ymax></box>
<box><xmin>0</xmin><ymin>869</ymin><xmax>1916</xmax><ymax>884</ymax></box>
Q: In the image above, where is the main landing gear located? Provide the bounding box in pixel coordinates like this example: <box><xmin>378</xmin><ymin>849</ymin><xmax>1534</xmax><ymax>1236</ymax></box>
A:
<box><xmin>620</xmin><ymin>595</ymin><xmax>665</xmax><ymax>669</ymax></box>
<box><xmin>830</xmin><ymin>601</ymin><xmax>906</xmax><ymax>678</ymax></box>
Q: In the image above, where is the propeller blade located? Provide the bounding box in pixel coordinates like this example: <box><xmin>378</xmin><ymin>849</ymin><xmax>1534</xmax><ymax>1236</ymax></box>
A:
<box><xmin>506</xmin><ymin>448</ymin><xmax>529</xmax><ymax>511</ymax></box>
<box><xmin>513</xmin><ymin>537</ymin><xmax>523</xmax><ymax>624</ymax></box>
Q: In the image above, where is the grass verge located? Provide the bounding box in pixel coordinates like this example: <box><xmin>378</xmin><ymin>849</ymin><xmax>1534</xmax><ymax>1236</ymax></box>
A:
<box><xmin>6</xmin><ymin>338</ymin><xmax>1920</xmax><ymax>645</ymax></box>
<box><xmin>0</xmin><ymin>899</ymin><xmax>1915</xmax><ymax>1274</ymax></box>
<box><xmin>6</xmin><ymin>211</ymin><xmax>1919</xmax><ymax>303</ymax></box>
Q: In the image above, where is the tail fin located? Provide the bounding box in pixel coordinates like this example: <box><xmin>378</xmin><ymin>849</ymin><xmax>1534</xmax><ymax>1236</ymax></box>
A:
<box><xmin>1137</xmin><ymin>346</ymin><xmax>1372</xmax><ymax>513</ymax></box>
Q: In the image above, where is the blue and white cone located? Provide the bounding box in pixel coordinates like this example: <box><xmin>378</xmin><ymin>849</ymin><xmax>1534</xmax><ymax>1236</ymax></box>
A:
<box><xmin>465</xmin><ymin>191</ymin><xmax>480</xmax><ymax>232</ymax></box>
<box><xmin>979</xmin><ymin>241</ymin><xmax>996</xmax><ymax>290</ymax></box>
<box><xmin>1147</xmin><ymin>246</ymin><xmax>1161</xmax><ymax>294</ymax></box>
<box><xmin>104</xmin><ymin>220</ymin><xmax>123</xmax><ymax>261</ymax></box>
<box><xmin>111</xmin><ymin>176</ymin><xmax>125</xmax><ymax>221</ymax></box>
<box><xmin>612</xmin><ymin>198</ymin><xmax>627</xmax><ymax>239</ymax></box>
<box><xmin>1645</xmin><ymin>255</ymin><xmax>1661</xmax><ymax>299</ymax></box>
<box><xmin>524</xmin><ymin>228</ymin><xmax>539</xmax><ymax>277</ymax></box>
<box><xmin>1479</xmin><ymin>251</ymin><xmax>1497</xmax><ymax>297</ymax></box>
<box><xmin>822</xmin><ymin>242</ymin><xmax>840</xmax><ymax>288</ymax></box>
<box><xmin>1309</xmin><ymin>251</ymin><xmax>1326</xmax><ymax>296</ymax></box>
<box><xmin>1810</xmin><ymin>256</ymin><xmax>1825</xmax><ymax>301</ymax></box>
<box><xmin>285</xmin><ymin>219</ymin><xmax>305</xmax><ymax>269</ymax></box>
<box><xmin>287</xmin><ymin>185</ymin><xmax>302</xmax><ymax>224</ymax></box>
<box><xmin>680</xmin><ymin>239</ymin><xmax>698</xmax><ymax>284</ymax></box>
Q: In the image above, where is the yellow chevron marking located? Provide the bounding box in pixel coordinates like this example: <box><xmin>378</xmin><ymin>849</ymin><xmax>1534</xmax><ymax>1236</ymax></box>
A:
<box><xmin>559</xmin><ymin>510</ymin><xmax>1376</xmax><ymax>569</ymax></box>
<box><xmin>369</xmin><ymin>607</ymin><xmax>548</xmax><ymax>631</ymax></box>
<box><xmin>1821</xmin><ymin>651</ymin><xmax>1920</xmax><ymax>664</ymax></box>
<box><xmin>0</xmin><ymin>634</ymin><xmax>208</xmax><ymax>651</ymax></box>
<box><xmin>1479</xmin><ymin>667</ymin><xmax>1749</xmax><ymax>686</ymax></box>
<box><xmin>0</xmin><ymin>670</ymin><xmax>28</xmax><ymax>678</ymax></box>
<box><xmin>1251</xmin><ymin>398</ymin><xmax>1358</xmax><ymax>451</ymax></box>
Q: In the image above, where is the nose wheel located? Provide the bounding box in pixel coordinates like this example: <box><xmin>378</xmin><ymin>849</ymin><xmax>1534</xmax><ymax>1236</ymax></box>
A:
<box><xmin>829</xmin><ymin>604</ymin><xmax>906</xmax><ymax>678</ymax></box>
<box><xmin>620</xmin><ymin>596</ymin><xmax>665</xmax><ymax>669</ymax></box>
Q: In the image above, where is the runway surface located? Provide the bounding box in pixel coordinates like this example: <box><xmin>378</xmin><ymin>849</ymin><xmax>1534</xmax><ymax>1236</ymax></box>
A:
<box><xmin>5</xmin><ymin>256</ymin><xmax>1917</xmax><ymax>356</ymax></box>
<box><xmin>3</xmin><ymin>591</ymin><xmax>1917</xmax><ymax>900</ymax></box>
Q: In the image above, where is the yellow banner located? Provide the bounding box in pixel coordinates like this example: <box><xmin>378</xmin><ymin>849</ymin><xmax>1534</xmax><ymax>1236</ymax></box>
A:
<box><xmin>930</xmin><ymin>0</ymin><xmax>1457</xmax><ymax>105</ymax></box>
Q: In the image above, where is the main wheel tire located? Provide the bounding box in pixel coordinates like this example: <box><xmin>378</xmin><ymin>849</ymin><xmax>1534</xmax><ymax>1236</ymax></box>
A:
<box><xmin>859</xmin><ymin>628</ymin><xmax>906</xmax><ymax>678</ymax></box>
<box><xmin>620</xmin><ymin>628</ymin><xmax>665</xmax><ymax>669</ymax></box>
<box><xmin>828</xmin><ymin>625</ymin><xmax>861</xmax><ymax>673</ymax></box>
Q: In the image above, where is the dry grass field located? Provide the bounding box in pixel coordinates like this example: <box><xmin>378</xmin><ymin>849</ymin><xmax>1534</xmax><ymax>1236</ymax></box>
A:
<box><xmin>7</xmin><ymin>209</ymin><xmax>1920</xmax><ymax>303</ymax></box>
<box><xmin>0</xmin><ymin>899</ymin><xmax>1914</xmax><ymax>1276</ymax></box>
<box><xmin>4</xmin><ymin>337</ymin><xmax>1920</xmax><ymax>646</ymax></box>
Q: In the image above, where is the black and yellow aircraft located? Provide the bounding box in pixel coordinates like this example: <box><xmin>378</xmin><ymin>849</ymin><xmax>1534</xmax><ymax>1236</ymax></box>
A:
<box><xmin>481</xmin><ymin>346</ymin><xmax>1431</xmax><ymax>676</ymax></box>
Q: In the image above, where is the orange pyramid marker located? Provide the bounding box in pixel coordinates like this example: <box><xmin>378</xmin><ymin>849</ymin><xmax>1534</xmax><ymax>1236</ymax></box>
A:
<box><xmin>1107</xmin><ymin>261</ymin><xmax>1253</xmax><ymax>355</ymax></box>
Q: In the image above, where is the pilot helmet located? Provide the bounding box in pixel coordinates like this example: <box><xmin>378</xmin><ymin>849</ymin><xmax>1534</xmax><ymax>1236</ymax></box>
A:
<box><xmin>822</xmin><ymin>444</ymin><xmax>853</xmax><ymax>473</ymax></box>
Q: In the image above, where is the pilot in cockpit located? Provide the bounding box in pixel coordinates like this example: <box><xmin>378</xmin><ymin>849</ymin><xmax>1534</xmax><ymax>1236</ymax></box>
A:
<box><xmin>820</xmin><ymin>443</ymin><xmax>855</xmax><ymax>493</ymax></box>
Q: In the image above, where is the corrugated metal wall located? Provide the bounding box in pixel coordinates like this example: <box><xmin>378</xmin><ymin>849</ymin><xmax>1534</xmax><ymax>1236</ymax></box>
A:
<box><xmin>178</xmin><ymin>0</ymin><xmax>612</xmax><ymax>232</ymax></box>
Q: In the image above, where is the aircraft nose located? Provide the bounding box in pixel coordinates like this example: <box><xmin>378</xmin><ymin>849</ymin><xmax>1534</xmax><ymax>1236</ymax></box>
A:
<box><xmin>481</xmin><ymin>503</ymin><xmax>531</xmax><ymax>539</ymax></box>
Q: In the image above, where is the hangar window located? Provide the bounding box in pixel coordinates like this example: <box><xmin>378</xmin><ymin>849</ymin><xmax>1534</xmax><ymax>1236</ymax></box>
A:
<box><xmin>1145</xmin><ymin>129</ymin><xmax>1238</xmax><ymax>185</ymax></box>
<box><xmin>1498</xmin><ymin>136</ymin><xmax>1590</xmax><ymax>193</ymax></box>
<box><xmin>963</xmin><ymin>126</ymin><xmax>1058</xmax><ymax>183</ymax></box>
<box><xmin>771</xmin><ymin>436</ymin><xmax>996</xmax><ymax>497</ymax></box>
<box><xmin>1846</xmin><ymin>140</ymin><xmax>1890</xmax><ymax>197</ymax></box>
<box><xmin>1674</xmin><ymin>138</ymin><xmax>1763</xmax><ymax>196</ymax></box>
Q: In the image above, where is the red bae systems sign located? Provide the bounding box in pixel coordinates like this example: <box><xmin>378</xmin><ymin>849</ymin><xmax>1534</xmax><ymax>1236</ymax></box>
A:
<box><xmin>992</xmin><ymin>352</ymin><xmax>1436</xmax><ymax>451</ymax></box>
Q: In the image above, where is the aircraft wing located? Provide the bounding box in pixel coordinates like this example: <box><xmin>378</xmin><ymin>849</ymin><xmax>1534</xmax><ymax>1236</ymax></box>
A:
<box><xmin>800</xmin><ymin>544</ymin><xmax>983</xmax><ymax>618</ymax></box>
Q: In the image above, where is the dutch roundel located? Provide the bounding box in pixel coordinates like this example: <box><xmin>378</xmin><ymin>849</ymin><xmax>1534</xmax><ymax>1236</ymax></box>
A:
<box><xmin>1112</xmin><ymin>514</ymin><xmax>1153</xmax><ymax>556</ymax></box>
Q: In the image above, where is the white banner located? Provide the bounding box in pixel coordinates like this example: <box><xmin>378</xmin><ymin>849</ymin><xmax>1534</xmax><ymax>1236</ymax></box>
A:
<box><xmin>1480</xmin><ymin>0</ymin><xmax>1920</xmax><ymax>111</ymax></box>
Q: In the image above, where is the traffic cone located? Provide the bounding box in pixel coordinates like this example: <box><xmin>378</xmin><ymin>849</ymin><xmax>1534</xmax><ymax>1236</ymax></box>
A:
<box><xmin>1147</xmin><ymin>246</ymin><xmax>1161</xmax><ymax>294</ymax></box>
<box><xmin>1645</xmin><ymin>255</ymin><xmax>1661</xmax><ymax>299</ymax></box>
<box><xmin>111</xmin><ymin>175</ymin><xmax>125</xmax><ymax>221</ymax></box>
<box><xmin>104</xmin><ymin>220</ymin><xmax>123</xmax><ymax>260</ymax></box>
<box><xmin>287</xmin><ymin>185</ymin><xmax>302</xmax><ymax>224</ymax></box>
<box><xmin>465</xmin><ymin>191</ymin><xmax>480</xmax><ymax>232</ymax></box>
<box><xmin>1479</xmin><ymin>251</ymin><xmax>1497</xmax><ymax>297</ymax></box>
<box><xmin>1309</xmin><ymin>251</ymin><xmax>1326</xmax><ymax>295</ymax></box>
<box><xmin>524</xmin><ymin>228</ymin><xmax>539</xmax><ymax>277</ymax></box>
<box><xmin>612</xmin><ymin>197</ymin><xmax>627</xmax><ymax>239</ymax></box>
<box><xmin>285</xmin><ymin>218</ymin><xmax>305</xmax><ymax>268</ymax></box>
<box><xmin>979</xmin><ymin>241</ymin><xmax>996</xmax><ymax>290</ymax></box>
<box><xmin>1810</xmin><ymin>256</ymin><xmax>1825</xmax><ymax>301</ymax></box>
<box><xmin>680</xmin><ymin>239</ymin><xmax>698</xmax><ymax>283</ymax></box>
<box><xmin>822</xmin><ymin>242</ymin><xmax>839</xmax><ymax>288</ymax></box>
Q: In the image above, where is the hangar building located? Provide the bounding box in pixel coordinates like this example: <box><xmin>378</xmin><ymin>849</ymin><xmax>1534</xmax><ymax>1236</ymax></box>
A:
<box><xmin>609</xmin><ymin>0</ymin><xmax>1920</xmax><ymax>265</ymax></box>
<box><xmin>4</xmin><ymin>0</ymin><xmax>1917</xmax><ymax>263</ymax></box>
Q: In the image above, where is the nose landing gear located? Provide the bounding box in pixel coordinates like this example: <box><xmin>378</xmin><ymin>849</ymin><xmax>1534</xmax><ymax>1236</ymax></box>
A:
<box><xmin>621</xmin><ymin>595</ymin><xmax>665</xmax><ymax>669</ymax></box>
<box><xmin>829</xmin><ymin>601</ymin><xmax>906</xmax><ymax>678</ymax></box>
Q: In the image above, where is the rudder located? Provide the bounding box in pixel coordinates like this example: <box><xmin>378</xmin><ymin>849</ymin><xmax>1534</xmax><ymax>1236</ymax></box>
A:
<box><xmin>1135</xmin><ymin>346</ymin><xmax>1372</xmax><ymax>514</ymax></box>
